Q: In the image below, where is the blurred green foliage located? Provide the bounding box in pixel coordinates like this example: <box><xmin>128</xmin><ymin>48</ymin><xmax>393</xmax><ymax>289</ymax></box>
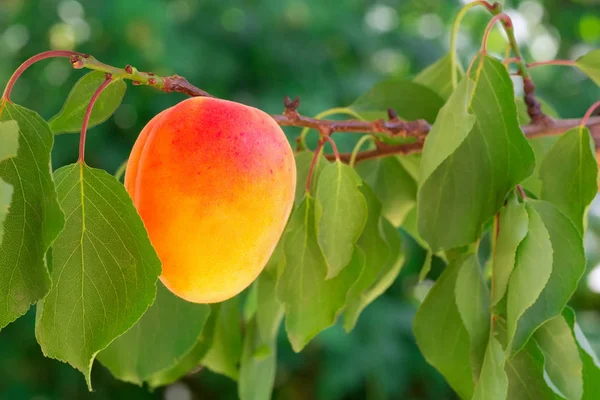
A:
<box><xmin>1</xmin><ymin>0</ymin><xmax>600</xmax><ymax>399</ymax></box>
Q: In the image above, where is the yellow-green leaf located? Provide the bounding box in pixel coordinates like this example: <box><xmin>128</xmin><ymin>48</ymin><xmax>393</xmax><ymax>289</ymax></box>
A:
<box><xmin>49</xmin><ymin>71</ymin><xmax>126</xmax><ymax>134</ymax></box>
<box><xmin>315</xmin><ymin>161</ymin><xmax>367</xmax><ymax>278</ymax></box>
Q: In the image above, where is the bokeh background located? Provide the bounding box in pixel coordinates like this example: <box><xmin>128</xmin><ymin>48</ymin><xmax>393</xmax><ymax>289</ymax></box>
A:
<box><xmin>1</xmin><ymin>0</ymin><xmax>600</xmax><ymax>399</ymax></box>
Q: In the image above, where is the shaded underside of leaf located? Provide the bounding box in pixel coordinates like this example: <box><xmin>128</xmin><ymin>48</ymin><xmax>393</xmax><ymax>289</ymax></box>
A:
<box><xmin>147</xmin><ymin>304</ymin><xmax>220</xmax><ymax>388</ymax></box>
<box><xmin>413</xmin><ymin>255</ymin><xmax>474</xmax><ymax>399</ymax></box>
<box><xmin>97</xmin><ymin>283</ymin><xmax>211</xmax><ymax>385</ymax></box>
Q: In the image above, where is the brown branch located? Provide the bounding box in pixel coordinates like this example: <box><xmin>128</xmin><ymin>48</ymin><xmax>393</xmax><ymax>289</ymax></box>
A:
<box><xmin>272</xmin><ymin>96</ymin><xmax>431</xmax><ymax>140</ymax></box>
<box><xmin>329</xmin><ymin>116</ymin><xmax>600</xmax><ymax>163</ymax></box>
<box><xmin>77</xmin><ymin>56</ymin><xmax>596</xmax><ymax>165</ymax></box>
<box><xmin>162</xmin><ymin>75</ymin><xmax>214</xmax><ymax>98</ymax></box>
<box><xmin>153</xmin><ymin>76</ymin><xmax>600</xmax><ymax>164</ymax></box>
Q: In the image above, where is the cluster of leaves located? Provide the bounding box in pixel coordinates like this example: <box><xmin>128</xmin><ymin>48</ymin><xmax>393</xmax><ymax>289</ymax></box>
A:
<box><xmin>2</xmin><ymin>46</ymin><xmax>600</xmax><ymax>399</ymax></box>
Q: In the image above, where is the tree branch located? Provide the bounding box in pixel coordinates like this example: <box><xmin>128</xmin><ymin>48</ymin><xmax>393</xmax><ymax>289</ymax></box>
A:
<box><xmin>273</xmin><ymin>96</ymin><xmax>430</xmax><ymax>141</ymax></box>
<box><xmin>329</xmin><ymin>116</ymin><xmax>600</xmax><ymax>163</ymax></box>
<box><xmin>67</xmin><ymin>53</ymin><xmax>600</xmax><ymax>164</ymax></box>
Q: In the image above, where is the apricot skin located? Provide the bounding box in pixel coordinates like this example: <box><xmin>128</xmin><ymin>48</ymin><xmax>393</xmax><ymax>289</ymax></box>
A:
<box><xmin>125</xmin><ymin>97</ymin><xmax>296</xmax><ymax>303</ymax></box>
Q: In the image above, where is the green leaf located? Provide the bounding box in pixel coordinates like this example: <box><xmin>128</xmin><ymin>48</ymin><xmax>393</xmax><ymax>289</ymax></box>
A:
<box><xmin>97</xmin><ymin>283</ymin><xmax>211</xmax><ymax>385</ymax></box>
<box><xmin>243</xmin><ymin>283</ymin><xmax>258</xmax><ymax>323</ymax></box>
<box><xmin>343</xmin><ymin>184</ymin><xmax>391</xmax><ymax>332</ymax></box>
<box><xmin>418</xmin><ymin>250</ymin><xmax>433</xmax><ymax>283</ymax></box>
<box><xmin>348</xmin><ymin>80</ymin><xmax>445</xmax><ymax>122</ymax></box>
<box><xmin>418</xmin><ymin>78</ymin><xmax>475</xmax><ymax>190</ymax></box>
<box><xmin>362</xmin><ymin>218</ymin><xmax>403</xmax><ymax>306</ymax></box>
<box><xmin>414</xmin><ymin>53</ymin><xmax>464</xmax><ymax>100</ymax></box>
<box><xmin>0</xmin><ymin>120</ymin><xmax>19</xmax><ymax>246</ymax></box>
<box><xmin>400</xmin><ymin>206</ymin><xmax>428</xmax><ymax>249</ymax></box>
<box><xmin>455</xmin><ymin>255</ymin><xmax>490</xmax><ymax>378</ymax></box>
<box><xmin>277</xmin><ymin>197</ymin><xmax>363</xmax><ymax>351</ymax></box>
<box><xmin>472</xmin><ymin>338</ymin><xmax>508</xmax><ymax>400</ymax></box>
<box><xmin>491</xmin><ymin>196</ymin><xmax>529</xmax><ymax>307</ymax></box>
<box><xmin>534</xmin><ymin>315</ymin><xmax>583</xmax><ymax>400</ymax></box>
<box><xmin>539</xmin><ymin>127</ymin><xmax>598</xmax><ymax>234</ymax></box>
<box><xmin>240</xmin><ymin>319</ymin><xmax>278</xmax><ymax>400</ymax></box>
<box><xmin>515</xmin><ymin>97</ymin><xmax>560</xmax><ymax>196</ymax></box>
<box><xmin>0</xmin><ymin>120</ymin><xmax>19</xmax><ymax>161</ymax></box>
<box><xmin>344</xmin><ymin>218</ymin><xmax>403</xmax><ymax>332</ymax></box>
<box><xmin>396</xmin><ymin>153</ymin><xmax>421</xmax><ymax>181</ymax></box>
<box><xmin>0</xmin><ymin>180</ymin><xmax>12</xmax><ymax>247</ymax></box>
<box><xmin>203</xmin><ymin>296</ymin><xmax>243</xmax><ymax>381</ymax></box>
<box><xmin>36</xmin><ymin>163</ymin><xmax>161</xmax><ymax>389</ymax></box>
<box><xmin>418</xmin><ymin>55</ymin><xmax>535</xmax><ymax>251</ymax></box>
<box><xmin>505</xmin><ymin>336</ymin><xmax>563</xmax><ymax>400</ymax></box>
<box><xmin>521</xmin><ymin>136</ymin><xmax>559</xmax><ymax>196</ymax></box>
<box><xmin>512</xmin><ymin>200</ymin><xmax>586</xmax><ymax>353</ymax></box>
<box><xmin>413</xmin><ymin>255</ymin><xmax>474</xmax><ymax>399</ymax></box>
<box><xmin>146</xmin><ymin>305</ymin><xmax>219</xmax><ymax>388</ymax></box>
<box><xmin>239</xmin><ymin>270</ymin><xmax>284</xmax><ymax>400</ymax></box>
<box><xmin>294</xmin><ymin>151</ymin><xmax>328</xmax><ymax>205</ymax></box>
<box><xmin>49</xmin><ymin>71</ymin><xmax>127</xmax><ymax>134</ymax></box>
<box><xmin>576</xmin><ymin>50</ymin><xmax>600</xmax><ymax>87</ymax></box>
<box><xmin>506</xmin><ymin>204</ymin><xmax>553</xmax><ymax>352</ymax></box>
<box><xmin>0</xmin><ymin>103</ymin><xmax>64</xmax><ymax>330</ymax></box>
<box><xmin>563</xmin><ymin>307</ymin><xmax>600</xmax><ymax>399</ymax></box>
<box><xmin>315</xmin><ymin>161</ymin><xmax>367</xmax><ymax>278</ymax></box>
<box><xmin>356</xmin><ymin>156</ymin><xmax>417</xmax><ymax>227</ymax></box>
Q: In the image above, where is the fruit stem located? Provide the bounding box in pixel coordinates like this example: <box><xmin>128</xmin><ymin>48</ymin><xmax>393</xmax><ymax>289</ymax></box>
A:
<box><xmin>322</xmin><ymin>136</ymin><xmax>340</xmax><ymax>162</ymax></box>
<box><xmin>69</xmin><ymin>54</ymin><xmax>214</xmax><ymax>97</ymax></box>
<box><xmin>516</xmin><ymin>185</ymin><xmax>527</xmax><ymax>199</ymax></box>
<box><xmin>580</xmin><ymin>101</ymin><xmax>600</xmax><ymax>133</ymax></box>
<box><xmin>298</xmin><ymin>107</ymin><xmax>363</xmax><ymax>150</ymax></box>
<box><xmin>2</xmin><ymin>50</ymin><xmax>84</xmax><ymax>102</ymax></box>
<box><xmin>306</xmin><ymin>141</ymin><xmax>325</xmax><ymax>193</ymax></box>
<box><xmin>528</xmin><ymin>59</ymin><xmax>576</xmax><ymax>68</ymax></box>
<box><xmin>79</xmin><ymin>74</ymin><xmax>113</xmax><ymax>162</ymax></box>
<box><xmin>349</xmin><ymin>135</ymin><xmax>374</xmax><ymax>167</ymax></box>
<box><xmin>114</xmin><ymin>159</ymin><xmax>128</xmax><ymax>181</ymax></box>
<box><xmin>481</xmin><ymin>13</ymin><xmax>512</xmax><ymax>55</ymax></box>
<box><xmin>450</xmin><ymin>1</ymin><xmax>498</xmax><ymax>89</ymax></box>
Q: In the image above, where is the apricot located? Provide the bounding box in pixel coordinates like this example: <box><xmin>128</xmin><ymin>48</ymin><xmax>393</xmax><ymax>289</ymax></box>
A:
<box><xmin>125</xmin><ymin>97</ymin><xmax>296</xmax><ymax>303</ymax></box>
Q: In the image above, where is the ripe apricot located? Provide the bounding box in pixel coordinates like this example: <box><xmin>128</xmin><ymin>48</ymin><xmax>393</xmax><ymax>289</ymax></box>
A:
<box><xmin>125</xmin><ymin>97</ymin><xmax>296</xmax><ymax>303</ymax></box>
